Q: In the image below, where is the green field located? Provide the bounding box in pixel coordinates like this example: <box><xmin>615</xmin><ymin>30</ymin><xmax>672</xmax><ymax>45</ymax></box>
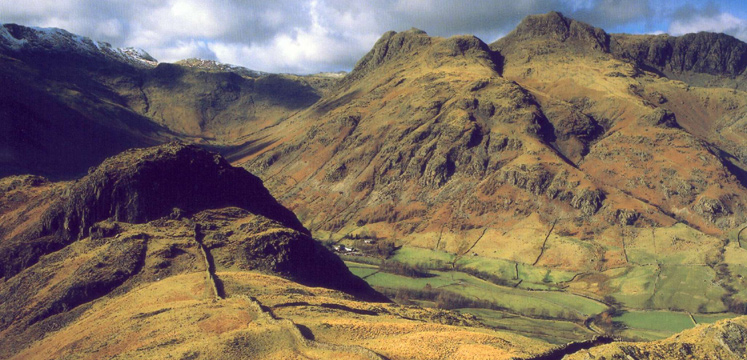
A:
<box><xmin>612</xmin><ymin>311</ymin><xmax>741</xmax><ymax>341</ymax></box>
<box><xmin>343</xmin><ymin>242</ymin><xmax>742</xmax><ymax>343</ymax></box>
<box><xmin>458</xmin><ymin>308</ymin><xmax>594</xmax><ymax>344</ymax></box>
<box><xmin>613</xmin><ymin>310</ymin><xmax>695</xmax><ymax>340</ymax></box>
<box><xmin>605</xmin><ymin>265</ymin><xmax>658</xmax><ymax>308</ymax></box>
<box><xmin>355</xmin><ymin>265</ymin><xmax>608</xmax><ymax>319</ymax></box>
<box><xmin>605</xmin><ymin>264</ymin><xmax>727</xmax><ymax>312</ymax></box>
<box><xmin>389</xmin><ymin>246</ymin><xmax>454</xmax><ymax>268</ymax></box>
<box><xmin>388</xmin><ymin>245</ymin><xmax>577</xmax><ymax>288</ymax></box>
<box><xmin>346</xmin><ymin>262</ymin><xmax>380</xmax><ymax>278</ymax></box>
<box><xmin>625</xmin><ymin>224</ymin><xmax>723</xmax><ymax>266</ymax></box>
<box><xmin>651</xmin><ymin>265</ymin><xmax>728</xmax><ymax>313</ymax></box>
<box><xmin>692</xmin><ymin>312</ymin><xmax>740</xmax><ymax>324</ymax></box>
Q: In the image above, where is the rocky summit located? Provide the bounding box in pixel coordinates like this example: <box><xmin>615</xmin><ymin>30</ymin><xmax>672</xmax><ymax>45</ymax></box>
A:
<box><xmin>2</xmin><ymin>10</ymin><xmax>747</xmax><ymax>360</ymax></box>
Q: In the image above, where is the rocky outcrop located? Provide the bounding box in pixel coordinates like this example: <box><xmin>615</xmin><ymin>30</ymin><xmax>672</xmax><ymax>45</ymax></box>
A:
<box><xmin>641</xmin><ymin>108</ymin><xmax>680</xmax><ymax>128</ymax></box>
<box><xmin>491</xmin><ymin>11</ymin><xmax>610</xmax><ymax>53</ymax></box>
<box><xmin>343</xmin><ymin>28</ymin><xmax>432</xmax><ymax>83</ymax></box>
<box><xmin>0</xmin><ymin>142</ymin><xmax>306</xmax><ymax>279</ymax></box>
<box><xmin>345</xmin><ymin>28</ymin><xmax>501</xmax><ymax>84</ymax></box>
<box><xmin>694</xmin><ymin>196</ymin><xmax>730</xmax><ymax>222</ymax></box>
<box><xmin>0</xmin><ymin>175</ymin><xmax>48</xmax><ymax>193</ymax></box>
<box><xmin>51</xmin><ymin>142</ymin><xmax>305</xmax><ymax>237</ymax></box>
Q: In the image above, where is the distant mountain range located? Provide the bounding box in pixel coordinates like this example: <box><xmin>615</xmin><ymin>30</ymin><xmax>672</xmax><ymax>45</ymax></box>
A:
<box><xmin>0</xmin><ymin>23</ymin><xmax>338</xmax><ymax>179</ymax></box>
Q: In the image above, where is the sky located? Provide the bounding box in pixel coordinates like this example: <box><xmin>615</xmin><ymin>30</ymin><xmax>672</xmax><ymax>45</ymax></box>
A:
<box><xmin>1</xmin><ymin>0</ymin><xmax>747</xmax><ymax>74</ymax></box>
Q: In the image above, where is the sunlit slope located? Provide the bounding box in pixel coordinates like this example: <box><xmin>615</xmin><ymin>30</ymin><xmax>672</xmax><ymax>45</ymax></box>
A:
<box><xmin>235</xmin><ymin>13</ymin><xmax>747</xmax><ymax>318</ymax></box>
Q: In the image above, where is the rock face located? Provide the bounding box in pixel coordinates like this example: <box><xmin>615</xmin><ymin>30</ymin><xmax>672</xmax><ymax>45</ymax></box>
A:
<box><xmin>611</xmin><ymin>31</ymin><xmax>747</xmax><ymax>77</ymax></box>
<box><xmin>493</xmin><ymin>11</ymin><xmax>747</xmax><ymax>80</ymax></box>
<box><xmin>641</xmin><ymin>108</ymin><xmax>680</xmax><ymax>128</ymax></box>
<box><xmin>348</xmin><ymin>28</ymin><xmax>432</xmax><ymax>78</ymax></box>
<box><xmin>57</xmin><ymin>142</ymin><xmax>305</xmax><ymax>237</ymax></box>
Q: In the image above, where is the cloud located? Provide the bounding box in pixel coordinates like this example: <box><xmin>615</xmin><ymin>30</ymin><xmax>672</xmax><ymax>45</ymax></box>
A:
<box><xmin>161</xmin><ymin>40</ymin><xmax>218</xmax><ymax>62</ymax></box>
<box><xmin>571</xmin><ymin>0</ymin><xmax>653</xmax><ymax>27</ymax></box>
<box><xmin>1</xmin><ymin>0</ymin><xmax>744</xmax><ymax>74</ymax></box>
<box><xmin>668</xmin><ymin>2</ymin><xmax>747</xmax><ymax>41</ymax></box>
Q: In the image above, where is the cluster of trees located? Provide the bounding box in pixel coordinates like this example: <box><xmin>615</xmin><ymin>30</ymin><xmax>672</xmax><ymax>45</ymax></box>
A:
<box><xmin>453</xmin><ymin>267</ymin><xmax>518</xmax><ymax>287</ymax></box>
<box><xmin>379</xmin><ymin>260</ymin><xmax>433</xmax><ymax>278</ymax></box>
<box><xmin>352</xmin><ymin>239</ymin><xmax>397</xmax><ymax>259</ymax></box>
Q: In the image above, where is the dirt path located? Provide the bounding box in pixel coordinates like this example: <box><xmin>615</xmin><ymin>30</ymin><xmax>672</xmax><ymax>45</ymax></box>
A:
<box><xmin>533</xmin><ymin>220</ymin><xmax>557</xmax><ymax>266</ymax></box>
<box><xmin>194</xmin><ymin>223</ymin><xmax>224</xmax><ymax>300</ymax></box>
<box><xmin>451</xmin><ymin>227</ymin><xmax>490</xmax><ymax>269</ymax></box>
<box><xmin>434</xmin><ymin>223</ymin><xmax>446</xmax><ymax>251</ymax></box>
<box><xmin>621</xmin><ymin>227</ymin><xmax>630</xmax><ymax>264</ymax></box>
<box><xmin>688</xmin><ymin>312</ymin><xmax>698</xmax><ymax>326</ymax></box>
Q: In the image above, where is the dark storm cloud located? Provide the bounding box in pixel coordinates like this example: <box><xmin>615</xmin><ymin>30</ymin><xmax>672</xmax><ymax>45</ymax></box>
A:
<box><xmin>1</xmin><ymin>1</ymin><xmax>745</xmax><ymax>73</ymax></box>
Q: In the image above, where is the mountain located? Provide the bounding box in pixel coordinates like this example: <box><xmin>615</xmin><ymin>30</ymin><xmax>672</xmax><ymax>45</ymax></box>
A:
<box><xmin>0</xmin><ymin>24</ymin><xmax>338</xmax><ymax>179</ymax></box>
<box><xmin>0</xmin><ymin>143</ymin><xmax>571</xmax><ymax>359</ymax></box>
<box><xmin>235</xmin><ymin>12</ymin><xmax>747</xmax><ymax>321</ymax></box>
<box><xmin>3</xmin><ymin>12</ymin><xmax>747</xmax><ymax>358</ymax></box>
<box><xmin>0</xmin><ymin>24</ymin><xmax>158</xmax><ymax>68</ymax></box>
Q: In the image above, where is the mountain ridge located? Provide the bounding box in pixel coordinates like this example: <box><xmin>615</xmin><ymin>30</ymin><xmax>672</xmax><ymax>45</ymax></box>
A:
<box><xmin>0</xmin><ymin>23</ymin><xmax>157</xmax><ymax>68</ymax></box>
<box><xmin>493</xmin><ymin>11</ymin><xmax>747</xmax><ymax>87</ymax></box>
